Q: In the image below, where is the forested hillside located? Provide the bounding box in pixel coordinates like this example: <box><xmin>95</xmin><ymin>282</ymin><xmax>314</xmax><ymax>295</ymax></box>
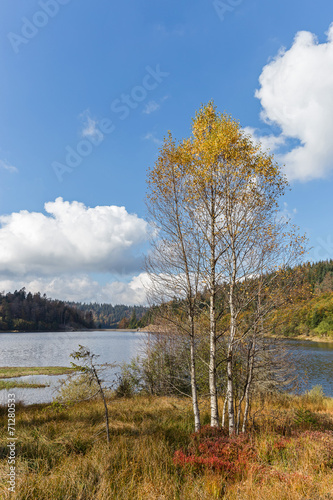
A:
<box><xmin>2</xmin><ymin>260</ymin><xmax>332</xmax><ymax>334</ymax></box>
<box><xmin>144</xmin><ymin>259</ymin><xmax>333</xmax><ymax>339</ymax></box>
<box><xmin>0</xmin><ymin>289</ymin><xmax>95</xmax><ymax>332</ymax></box>
<box><xmin>303</xmin><ymin>259</ymin><xmax>333</xmax><ymax>293</ymax></box>
<box><xmin>67</xmin><ymin>302</ymin><xmax>148</xmax><ymax>329</ymax></box>
<box><xmin>270</xmin><ymin>259</ymin><xmax>333</xmax><ymax>338</ymax></box>
<box><xmin>0</xmin><ymin>290</ymin><xmax>149</xmax><ymax>331</ymax></box>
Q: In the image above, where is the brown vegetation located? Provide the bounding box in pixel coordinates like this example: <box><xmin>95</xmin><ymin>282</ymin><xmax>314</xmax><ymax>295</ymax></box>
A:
<box><xmin>0</xmin><ymin>391</ymin><xmax>332</xmax><ymax>499</ymax></box>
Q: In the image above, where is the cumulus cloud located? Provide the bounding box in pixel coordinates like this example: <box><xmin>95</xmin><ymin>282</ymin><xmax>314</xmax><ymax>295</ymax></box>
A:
<box><xmin>243</xmin><ymin>126</ymin><xmax>285</xmax><ymax>152</ymax></box>
<box><xmin>0</xmin><ymin>198</ymin><xmax>149</xmax><ymax>277</ymax></box>
<box><xmin>254</xmin><ymin>24</ymin><xmax>333</xmax><ymax>181</ymax></box>
<box><xmin>0</xmin><ymin>273</ymin><xmax>149</xmax><ymax>305</ymax></box>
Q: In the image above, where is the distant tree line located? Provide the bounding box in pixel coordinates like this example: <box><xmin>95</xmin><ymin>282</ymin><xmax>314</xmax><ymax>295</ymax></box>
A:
<box><xmin>67</xmin><ymin>302</ymin><xmax>149</xmax><ymax>329</ymax></box>
<box><xmin>303</xmin><ymin>259</ymin><xmax>333</xmax><ymax>293</ymax></box>
<box><xmin>2</xmin><ymin>259</ymin><xmax>331</xmax><ymax>334</ymax></box>
<box><xmin>0</xmin><ymin>290</ymin><xmax>150</xmax><ymax>332</ymax></box>
<box><xmin>145</xmin><ymin>259</ymin><xmax>333</xmax><ymax>339</ymax></box>
<box><xmin>0</xmin><ymin>289</ymin><xmax>95</xmax><ymax>332</ymax></box>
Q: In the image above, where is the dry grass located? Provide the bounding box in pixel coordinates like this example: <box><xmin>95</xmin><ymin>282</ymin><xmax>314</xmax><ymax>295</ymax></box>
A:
<box><xmin>0</xmin><ymin>381</ymin><xmax>49</xmax><ymax>390</ymax></box>
<box><xmin>0</xmin><ymin>367</ymin><xmax>74</xmax><ymax>379</ymax></box>
<box><xmin>0</xmin><ymin>393</ymin><xmax>332</xmax><ymax>499</ymax></box>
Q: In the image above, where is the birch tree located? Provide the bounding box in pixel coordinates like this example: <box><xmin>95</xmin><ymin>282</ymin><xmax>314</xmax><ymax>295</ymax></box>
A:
<box><xmin>146</xmin><ymin>134</ymin><xmax>202</xmax><ymax>431</ymax></box>
<box><xmin>146</xmin><ymin>102</ymin><xmax>305</xmax><ymax>433</ymax></box>
<box><xmin>183</xmin><ymin>103</ymin><xmax>305</xmax><ymax>432</ymax></box>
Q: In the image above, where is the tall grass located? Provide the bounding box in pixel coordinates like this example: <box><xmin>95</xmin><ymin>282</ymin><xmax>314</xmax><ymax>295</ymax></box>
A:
<box><xmin>0</xmin><ymin>392</ymin><xmax>332</xmax><ymax>499</ymax></box>
<box><xmin>0</xmin><ymin>381</ymin><xmax>49</xmax><ymax>390</ymax></box>
<box><xmin>0</xmin><ymin>367</ymin><xmax>74</xmax><ymax>379</ymax></box>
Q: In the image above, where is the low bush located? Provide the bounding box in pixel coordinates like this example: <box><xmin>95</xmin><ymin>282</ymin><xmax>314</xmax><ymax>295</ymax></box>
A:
<box><xmin>174</xmin><ymin>426</ymin><xmax>256</xmax><ymax>479</ymax></box>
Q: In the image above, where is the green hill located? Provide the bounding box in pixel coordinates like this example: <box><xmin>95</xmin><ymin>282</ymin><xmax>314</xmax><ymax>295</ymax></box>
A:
<box><xmin>270</xmin><ymin>259</ymin><xmax>333</xmax><ymax>339</ymax></box>
<box><xmin>143</xmin><ymin>259</ymin><xmax>333</xmax><ymax>340</ymax></box>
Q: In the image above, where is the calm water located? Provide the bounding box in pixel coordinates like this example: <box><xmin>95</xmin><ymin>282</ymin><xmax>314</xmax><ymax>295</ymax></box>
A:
<box><xmin>0</xmin><ymin>331</ymin><xmax>332</xmax><ymax>404</ymax></box>
<box><xmin>283</xmin><ymin>339</ymin><xmax>333</xmax><ymax>397</ymax></box>
<box><xmin>0</xmin><ymin>330</ymin><xmax>146</xmax><ymax>404</ymax></box>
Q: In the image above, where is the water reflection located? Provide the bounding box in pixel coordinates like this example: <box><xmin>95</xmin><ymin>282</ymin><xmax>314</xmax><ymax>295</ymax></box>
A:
<box><xmin>0</xmin><ymin>374</ymin><xmax>69</xmax><ymax>405</ymax></box>
<box><xmin>0</xmin><ymin>330</ymin><xmax>145</xmax><ymax>367</ymax></box>
<box><xmin>283</xmin><ymin>339</ymin><xmax>333</xmax><ymax>397</ymax></box>
<box><xmin>0</xmin><ymin>330</ymin><xmax>146</xmax><ymax>404</ymax></box>
<box><xmin>0</xmin><ymin>331</ymin><xmax>332</xmax><ymax>404</ymax></box>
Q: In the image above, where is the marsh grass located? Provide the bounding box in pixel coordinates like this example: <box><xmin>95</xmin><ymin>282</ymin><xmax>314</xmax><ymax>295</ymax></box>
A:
<box><xmin>0</xmin><ymin>381</ymin><xmax>49</xmax><ymax>390</ymax></box>
<box><xmin>0</xmin><ymin>393</ymin><xmax>332</xmax><ymax>499</ymax></box>
<box><xmin>0</xmin><ymin>367</ymin><xmax>74</xmax><ymax>379</ymax></box>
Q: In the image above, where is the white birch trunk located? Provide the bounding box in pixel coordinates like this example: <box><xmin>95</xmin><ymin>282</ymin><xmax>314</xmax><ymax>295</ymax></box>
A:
<box><xmin>209</xmin><ymin>292</ymin><xmax>219</xmax><ymax>427</ymax></box>
<box><xmin>226</xmin><ymin>351</ymin><xmax>235</xmax><ymax>434</ymax></box>
<box><xmin>190</xmin><ymin>316</ymin><xmax>201</xmax><ymax>431</ymax></box>
<box><xmin>209</xmin><ymin>199</ymin><xmax>219</xmax><ymax>427</ymax></box>
<box><xmin>221</xmin><ymin>391</ymin><xmax>228</xmax><ymax>428</ymax></box>
<box><xmin>227</xmin><ymin>239</ymin><xmax>237</xmax><ymax>435</ymax></box>
<box><xmin>242</xmin><ymin>345</ymin><xmax>255</xmax><ymax>433</ymax></box>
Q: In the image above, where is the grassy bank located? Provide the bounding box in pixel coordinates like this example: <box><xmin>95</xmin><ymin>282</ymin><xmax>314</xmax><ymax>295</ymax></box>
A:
<box><xmin>282</xmin><ymin>334</ymin><xmax>333</xmax><ymax>344</ymax></box>
<box><xmin>0</xmin><ymin>381</ymin><xmax>49</xmax><ymax>390</ymax></box>
<box><xmin>0</xmin><ymin>393</ymin><xmax>332</xmax><ymax>499</ymax></box>
<box><xmin>0</xmin><ymin>367</ymin><xmax>74</xmax><ymax>379</ymax></box>
<box><xmin>265</xmin><ymin>333</ymin><xmax>333</xmax><ymax>344</ymax></box>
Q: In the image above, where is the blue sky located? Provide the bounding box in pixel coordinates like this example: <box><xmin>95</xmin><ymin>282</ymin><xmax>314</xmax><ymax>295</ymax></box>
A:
<box><xmin>0</xmin><ymin>0</ymin><xmax>332</xmax><ymax>304</ymax></box>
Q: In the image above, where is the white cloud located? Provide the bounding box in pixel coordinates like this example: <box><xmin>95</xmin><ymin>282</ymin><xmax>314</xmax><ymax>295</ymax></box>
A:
<box><xmin>100</xmin><ymin>273</ymin><xmax>150</xmax><ymax>305</ymax></box>
<box><xmin>0</xmin><ymin>160</ymin><xmax>18</xmax><ymax>173</ymax></box>
<box><xmin>144</xmin><ymin>132</ymin><xmax>163</xmax><ymax>146</ymax></box>
<box><xmin>254</xmin><ymin>24</ymin><xmax>333</xmax><ymax>181</ymax></box>
<box><xmin>243</xmin><ymin>126</ymin><xmax>285</xmax><ymax>152</ymax></box>
<box><xmin>80</xmin><ymin>110</ymin><xmax>103</xmax><ymax>140</ymax></box>
<box><xmin>278</xmin><ymin>202</ymin><xmax>297</xmax><ymax>223</ymax></box>
<box><xmin>0</xmin><ymin>273</ymin><xmax>149</xmax><ymax>305</ymax></box>
<box><xmin>143</xmin><ymin>95</ymin><xmax>168</xmax><ymax>115</ymax></box>
<box><xmin>0</xmin><ymin>198</ymin><xmax>149</xmax><ymax>277</ymax></box>
<box><xmin>143</xmin><ymin>100</ymin><xmax>160</xmax><ymax>114</ymax></box>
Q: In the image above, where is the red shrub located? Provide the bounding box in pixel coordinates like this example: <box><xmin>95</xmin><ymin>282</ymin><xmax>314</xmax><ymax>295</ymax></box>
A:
<box><xmin>173</xmin><ymin>425</ymin><xmax>256</xmax><ymax>478</ymax></box>
<box><xmin>174</xmin><ymin>427</ymin><xmax>333</xmax><ymax>482</ymax></box>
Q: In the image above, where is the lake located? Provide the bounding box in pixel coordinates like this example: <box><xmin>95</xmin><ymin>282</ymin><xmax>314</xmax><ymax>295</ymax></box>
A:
<box><xmin>0</xmin><ymin>330</ymin><xmax>146</xmax><ymax>405</ymax></box>
<box><xmin>283</xmin><ymin>338</ymin><xmax>333</xmax><ymax>397</ymax></box>
<box><xmin>0</xmin><ymin>330</ymin><xmax>332</xmax><ymax>404</ymax></box>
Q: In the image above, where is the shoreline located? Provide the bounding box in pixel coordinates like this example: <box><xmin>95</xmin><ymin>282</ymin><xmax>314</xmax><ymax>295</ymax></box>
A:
<box><xmin>1</xmin><ymin>327</ymin><xmax>332</xmax><ymax>344</ymax></box>
<box><xmin>268</xmin><ymin>334</ymin><xmax>333</xmax><ymax>344</ymax></box>
<box><xmin>0</xmin><ymin>328</ymin><xmax>139</xmax><ymax>334</ymax></box>
<box><xmin>141</xmin><ymin>325</ymin><xmax>333</xmax><ymax>344</ymax></box>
